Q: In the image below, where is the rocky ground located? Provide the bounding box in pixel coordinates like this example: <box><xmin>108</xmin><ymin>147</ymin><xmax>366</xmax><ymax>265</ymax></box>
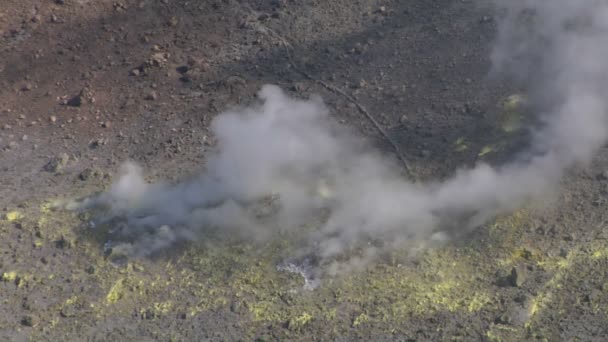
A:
<box><xmin>1</xmin><ymin>0</ymin><xmax>608</xmax><ymax>341</ymax></box>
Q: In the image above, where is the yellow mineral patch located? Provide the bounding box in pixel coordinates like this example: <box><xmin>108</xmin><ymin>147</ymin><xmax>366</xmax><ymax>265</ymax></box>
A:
<box><xmin>528</xmin><ymin>295</ymin><xmax>545</xmax><ymax>317</ymax></box>
<box><xmin>489</xmin><ymin>210</ymin><xmax>529</xmax><ymax>243</ymax></box>
<box><xmin>352</xmin><ymin>313</ymin><xmax>369</xmax><ymax>327</ymax></box>
<box><xmin>453</xmin><ymin>137</ymin><xmax>468</xmax><ymax>152</ymax></box>
<box><xmin>317</xmin><ymin>182</ymin><xmax>332</xmax><ymax>199</ymax></box>
<box><xmin>324</xmin><ymin>308</ymin><xmax>337</xmax><ymax>321</ymax></box>
<box><xmin>289</xmin><ymin>312</ymin><xmax>313</xmax><ymax>330</ymax></box>
<box><xmin>467</xmin><ymin>293</ymin><xmax>492</xmax><ymax>312</ymax></box>
<box><xmin>499</xmin><ymin>94</ymin><xmax>526</xmax><ymax>133</ymax></box>
<box><xmin>140</xmin><ymin>301</ymin><xmax>174</xmax><ymax>318</ymax></box>
<box><xmin>498</xmin><ymin>246</ymin><xmax>543</xmax><ymax>268</ymax></box>
<box><xmin>1</xmin><ymin>271</ymin><xmax>18</xmax><ymax>282</ymax></box>
<box><xmin>249</xmin><ymin>301</ymin><xmax>281</xmax><ymax>322</ymax></box>
<box><xmin>525</xmin><ymin>243</ymin><xmax>608</xmax><ymax>323</ymax></box>
<box><xmin>591</xmin><ymin>248</ymin><xmax>608</xmax><ymax>259</ymax></box>
<box><xmin>67</xmin><ymin>231</ymin><xmax>500</xmax><ymax>333</ymax></box>
<box><xmin>5</xmin><ymin>211</ymin><xmax>23</xmax><ymax>221</ymax></box>
<box><xmin>65</xmin><ymin>296</ymin><xmax>78</xmax><ymax>305</ymax></box>
<box><xmin>40</xmin><ymin>202</ymin><xmax>54</xmax><ymax>214</ymax></box>
<box><xmin>3</xmin><ymin>272</ymin><xmax>32</xmax><ymax>288</ymax></box>
<box><xmin>355</xmin><ymin>248</ymin><xmax>495</xmax><ymax>321</ymax></box>
<box><xmin>106</xmin><ymin>278</ymin><xmax>127</xmax><ymax>304</ymax></box>
<box><xmin>502</xmin><ymin>94</ymin><xmax>525</xmax><ymax>111</ymax></box>
<box><xmin>153</xmin><ymin>301</ymin><xmax>173</xmax><ymax>314</ymax></box>
<box><xmin>37</xmin><ymin>216</ymin><xmax>48</xmax><ymax>228</ymax></box>
<box><xmin>478</xmin><ymin>145</ymin><xmax>495</xmax><ymax>157</ymax></box>
<box><xmin>486</xmin><ymin>324</ymin><xmax>520</xmax><ymax>342</ymax></box>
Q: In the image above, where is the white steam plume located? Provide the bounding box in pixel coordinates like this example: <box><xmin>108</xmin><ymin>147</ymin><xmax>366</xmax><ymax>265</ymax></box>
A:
<box><xmin>78</xmin><ymin>1</ymin><xmax>608</xmax><ymax>262</ymax></box>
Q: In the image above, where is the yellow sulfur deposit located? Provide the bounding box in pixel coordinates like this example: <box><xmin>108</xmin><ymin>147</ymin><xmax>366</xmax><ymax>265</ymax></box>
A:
<box><xmin>106</xmin><ymin>278</ymin><xmax>127</xmax><ymax>304</ymax></box>
<box><xmin>478</xmin><ymin>145</ymin><xmax>496</xmax><ymax>157</ymax></box>
<box><xmin>1</xmin><ymin>271</ymin><xmax>18</xmax><ymax>282</ymax></box>
<box><xmin>453</xmin><ymin>137</ymin><xmax>469</xmax><ymax>152</ymax></box>
<box><xmin>499</xmin><ymin>94</ymin><xmax>526</xmax><ymax>133</ymax></box>
<box><xmin>288</xmin><ymin>312</ymin><xmax>313</xmax><ymax>331</ymax></box>
<box><xmin>4</xmin><ymin>211</ymin><xmax>23</xmax><ymax>221</ymax></box>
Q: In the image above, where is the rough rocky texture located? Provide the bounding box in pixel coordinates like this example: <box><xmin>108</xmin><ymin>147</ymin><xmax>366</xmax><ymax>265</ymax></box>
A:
<box><xmin>1</xmin><ymin>0</ymin><xmax>608</xmax><ymax>341</ymax></box>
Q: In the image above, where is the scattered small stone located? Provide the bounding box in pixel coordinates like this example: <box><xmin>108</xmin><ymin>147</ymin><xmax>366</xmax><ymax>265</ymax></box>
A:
<box><xmin>509</xmin><ymin>265</ymin><xmax>527</xmax><ymax>287</ymax></box>
<box><xmin>148</xmin><ymin>52</ymin><xmax>169</xmax><ymax>68</ymax></box>
<box><xmin>31</xmin><ymin>15</ymin><xmax>42</xmax><ymax>23</ymax></box>
<box><xmin>21</xmin><ymin>315</ymin><xmax>37</xmax><ymax>327</ymax></box>
<box><xmin>513</xmin><ymin>293</ymin><xmax>528</xmax><ymax>304</ymax></box>
<box><xmin>60</xmin><ymin>305</ymin><xmax>77</xmax><ymax>318</ymax></box>
<box><xmin>592</xmin><ymin>198</ymin><xmax>604</xmax><ymax>207</ymax></box>
<box><xmin>564</xmin><ymin>232</ymin><xmax>576</xmax><ymax>241</ymax></box>
<box><xmin>375</xmin><ymin>6</ymin><xmax>387</xmax><ymax>14</ymax></box>
<box><xmin>22</xmin><ymin>298</ymin><xmax>32</xmax><ymax>311</ymax></box>
<box><xmin>324</xmin><ymin>46</ymin><xmax>337</xmax><ymax>55</ymax></box>
<box><xmin>2</xmin><ymin>124</ymin><xmax>11</xmax><ymax>130</ymax></box>
<box><xmin>7</xmin><ymin>141</ymin><xmax>17</xmax><ymax>149</ymax></box>
<box><xmin>496</xmin><ymin>267</ymin><xmax>526</xmax><ymax>288</ymax></box>
<box><xmin>101</xmin><ymin>121</ymin><xmax>111</xmax><ymax>128</ymax></box>
<box><xmin>79</xmin><ymin>168</ymin><xmax>93</xmax><ymax>181</ymax></box>
<box><xmin>168</xmin><ymin>16</ymin><xmax>178</xmax><ymax>27</ymax></box>
<box><xmin>130</xmin><ymin>68</ymin><xmax>141</xmax><ymax>76</ymax></box>
<box><xmin>142</xmin><ymin>309</ymin><xmax>156</xmax><ymax>320</ymax></box>
<box><xmin>89</xmin><ymin>138</ymin><xmax>107</xmax><ymax>148</ymax></box>
<box><xmin>113</xmin><ymin>2</ymin><xmax>127</xmax><ymax>11</ymax></box>
<box><xmin>230</xmin><ymin>301</ymin><xmax>241</xmax><ymax>313</ymax></box>
<box><xmin>21</xmin><ymin>84</ymin><xmax>33</xmax><ymax>91</ymax></box>
<box><xmin>145</xmin><ymin>91</ymin><xmax>158</xmax><ymax>101</ymax></box>
<box><xmin>225</xmin><ymin>75</ymin><xmax>246</xmax><ymax>89</ymax></box>
<box><xmin>597</xmin><ymin>170</ymin><xmax>608</xmax><ymax>180</ymax></box>
<box><xmin>187</xmin><ymin>56</ymin><xmax>209</xmax><ymax>72</ymax></box>
<box><xmin>291</xmin><ymin>82</ymin><xmax>305</xmax><ymax>92</ymax></box>
<box><xmin>21</xmin><ymin>135</ymin><xmax>27</xmax><ymax>141</ymax></box>
<box><xmin>55</xmin><ymin>235</ymin><xmax>72</xmax><ymax>249</ymax></box>
<box><xmin>481</xmin><ymin>15</ymin><xmax>492</xmax><ymax>23</ymax></box>
<box><xmin>494</xmin><ymin>313</ymin><xmax>512</xmax><ymax>325</ymax></box>
<box><xmin>50</xmin><ymin>115</ymin><xmax>57</xmax><ymax>122</ymax></box>
<box><xmin>399</xmin><ymin>115</ymin><xmax>409</xmax><ymax>126</ymax></box>
<box><xmin>66</xmin><ymin>94</ymin><xmax>82</xmax><ymax>107</ymax></box>
<box><xmin>176</xmin><ymin>65</ymin><xmax>190</xmax><ymax>74</ymax></box>
<box><xmin>584</xmin><ymin>289</ymin><xmax>602</xmax><ymax>304</ymax></box>
<box><xmin>85</xmin><ymin>265</ymin><xmax>95</xmax><ymax>274</ymax></box>
<box><xmin>43</xmin><ymin>153</ymin><xmax>69</xmax><ymax>173</ymax></box>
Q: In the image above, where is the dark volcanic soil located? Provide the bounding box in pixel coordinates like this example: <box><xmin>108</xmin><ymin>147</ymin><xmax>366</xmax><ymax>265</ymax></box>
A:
<box><xmin>1</xmin><ymin>1</ymin><xmax>608</xmax><ymax>341</ymax></box>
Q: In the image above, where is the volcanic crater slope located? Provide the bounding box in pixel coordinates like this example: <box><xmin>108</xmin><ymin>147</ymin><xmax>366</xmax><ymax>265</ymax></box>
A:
<box><xmin>1</xmin><ymin>0</ymin><xmax>608</xmax><ymax>341</ymax></box>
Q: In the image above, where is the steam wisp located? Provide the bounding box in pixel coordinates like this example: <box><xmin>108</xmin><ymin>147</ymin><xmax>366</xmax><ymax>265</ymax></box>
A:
<box><xmin>76</xmin><ymin>1</ymin><xmax>608</xmax><ymax>270</ymax></box>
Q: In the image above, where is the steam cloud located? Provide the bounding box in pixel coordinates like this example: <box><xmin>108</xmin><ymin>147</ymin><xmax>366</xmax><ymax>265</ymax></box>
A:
<box><xmin>77</xmin><ymin>1</ymin><xmax>608</xmax><ymax>266</ymax></box>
